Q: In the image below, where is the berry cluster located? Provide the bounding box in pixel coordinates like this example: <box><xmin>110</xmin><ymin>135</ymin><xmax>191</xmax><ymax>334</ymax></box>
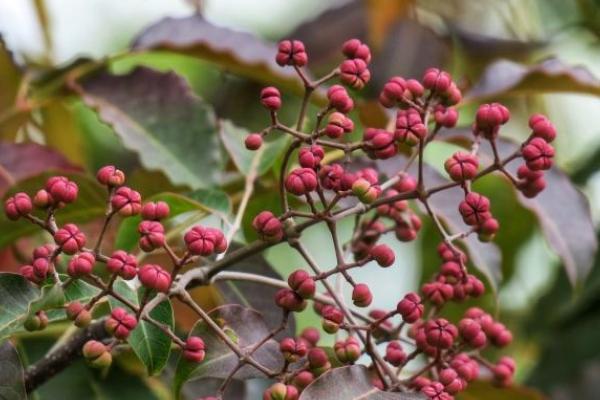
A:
<box><xmin>9</xmin><ymin>37</ymin><xmax>558</xmax><ymax>400</ymax></box>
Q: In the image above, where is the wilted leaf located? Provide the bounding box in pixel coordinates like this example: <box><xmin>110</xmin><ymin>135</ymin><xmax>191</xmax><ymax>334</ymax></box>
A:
<box><xmin>173</xmin><ymin>305</ymin><xmax>283</xmax><ymax>396</ymax></box>
<box><xmin>377</xmin><ymin>158</ymin><xmax>503</xmax><ymax>290</ymax></box>
<box><xmin>458</xmin><ymin>380</ymin><xmax>545</xmax><ymax>400</ymax></box>
<box><xmin>219</xmin><ymin>119</ymin><xmax>290</xmax><ymax>177</ymax></box>
<box><xmin>214</xmin><ymin>245</ymin><xmax>296</xmax><ymax>335</ymax></box>
<box><xmin>0</xmin><ymin>141</ymin><xmax>79</xmax><ymax>195</ymax></box>
<box><xmin>441</xmin><ymin>129</ymin><xmax>598</xmax><ymax>285</ymax></box>
<box><xmin>300</xmin><ymin>365</ymin><xmax>424</xmax><ymax>399</ymax></box>
<box><xmin>108</xmin><ymin>279</ymin><xmax>174</xmax><ymax>375</ymax></box>
<box><xmin>466</xmin><ymin>58</ymin><xmax>600</xmax><ymax>100</ymax></box>
<box><xmin>0</xmin><ymin>171</ymin><xmax>105</xmax><ymax>248</ymax></box>
<box><xmin>77</xmin><ymin>66</ymin><xmax>222</xmax><ymax>189</ymax></box>
<box><xmin>132</xmin><ymin>15</ymin><xmax>304</xmax><ymax>95</ymax></box>
<box><xmin>0</xmin><ymin>341</ymin><xmax>26</xmax><ymax>400</ymax></box>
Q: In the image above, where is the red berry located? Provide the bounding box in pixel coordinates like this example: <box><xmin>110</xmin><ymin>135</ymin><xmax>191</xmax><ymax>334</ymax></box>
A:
<box><xmin>422</xmin><ymin>280</ymin><xmax>454</xmax><ymax>305</ymax></box>
<box><xmin>458</xmin><ymin>318</ymin><xmax>487</xmax><ymax>348</ymax></box>
<box><xmin>492</xmin><ymin>356</ymin><xmax>515</xmax><ymax>386</ymax></box>
<box><xmin>363</xmin><ymin>128</ymin><xmax>397</xmax><ymax>160</ymax></box>
<box><xmin>434</xmin><ymin>105</ymin><xmax>458</xmax><ymax>128</ymax></box>
<box><xmin>439</xmin><ymin>368</ymin><xmax>467</xmax><ymax>394</ymax></box>
<box><xmin>184</xmin><ymin>226</ymin><xmax>227</xmax><ymax>256</ymax></box>
<box><xmin>105</xmin><ymin>307</ymin><xmax>137</xmax><ymax>339</ymax></box>
<box><xmin>393</xmin><ymin>172</ymin><xmax>417</xmax><ymax>193</ymax></box>
<box><xmin>253</xmin><ymin>211</ymin><xmax>284</xmax><ymax>242</ymax></box>
<box><xmin>4</xmin><ymin>192</ymin><xmax>32</xmax><ymax>220</ymax></box>
<box><xmin>183</xmin><ymin>336</ymin><xmax>206</xmax><ymax>363</ymax></box>
<box><xmin>341</xmin><ymin>38</ymin><xmax>371</xmax><ymax>63</ymax></box>
<box><xmin>260</xmin><ymin>86</ymin><xmax>281</xmax><ymax>111</ymax></box>
<box><xmin>298</xmin><ymin>145</ymin><xmax>324</xmax><ymax>169</ymax></box>
<box><xmin>394</xmin><ymin>212</ymin><xmax>422</xmax><ymax>242</ymax></box>
<box><xmin>319</xmin><ymin>164</ymin><xmax>345</xmax><ymax>191</ymax></box>
<box><xmin>334</xmin><ymin>336</ymin><xmax>361</xmax><ymax>363</ymax></box>
<box><xmin>33</xmin><ymin>189</ymin><xmax>53</xmax><ymax>208</ymax></box>
<box><xmin>67</xmin><ymin>252</ymin><xmax>95</xmax><ymax>277</ymax></box>
<box><xmin>276</xmin><ymin>40</ymin><xmax>307</xmax><ymax>67</ymax></box>
<box><xmin>352</xmin><ymin>178</ymin><xmax>381</xmax><ymax>204</ymax></box>
<box><xmin>352</xmin><ymin>283</ymin><xmax>373</xmax><ymax>307</ymax></box>
<box><xmin>327</xmin><ymin>85</ymin><xmax>353</xmax><ymax>114</ymax></box>
<box><xmin>385</xmin><ymin>341</ymin><xmax>407</xmax><ymax>366</ymax></box>
<box><xmin>287</xmin><ymin>269</ymin><xmax>316</xmax><ymax>299</ymax></box>
<box><xmin>522</xmin><ymin>137</ymin><xmax>554</xmax><ymax>171</ymax></box>
<box><xmin>54</xmin><ymin>224</ymin><xmax>86</xmax><ymax>254</ymax></box>
<box><xmin>279</xmin><ymin>337</ymin><xmax>307</xmax><ymax>362</ymax></box>
<box><xmin>477</xmin><ymin>217</ymin><xmax>499</xmax><ymax>242</ymax></box>
<box><xmin>370</xmin><ymin>244</ymin><xmax>395</xmax><ymax>267</ymax></box>
<box><xmin>340</xmin><ymin>59</ymin><xmax>370</xmax><ymax>90</ymax></box>
<box><xmin>450</xmin><ymin>353</ymin><xmax>479</xmax><ymax>381</ymax></box>
<box><xmin>458</xmin><ymin>192</ymin><xmax>491</xmax><ymax>226</ymax></box>
<box><xmin>275</xmin><ymin>288</ymin><xmax>306</xmax><ymax>312</ymax></box>
<box><xmin>264</xmin><ymin>383</ymin><xmax>298</xmax><ymax>400</ymax></box>
<box><xmin>66</xmin><ymin>301</ymin><xmax>92</xmax><ymax>328</ymax></box>
<box><xmin>141</xmin><ymin>201</ymin><xmax>170</xmax><ymax>220</ymax></box>
<box><xmin>421</xmin><ymin>381</ymin><xmax>453</xmax><ymax>400</ymax></box>
<box><xmin>307</xmin><ymin>347</ymin><xmax>331</xmax><ymax>375</ymax></box>
<box><xmin>395</xmin><ymin>108</ymin><xmax>427</xmax><ymax>146</ymax></box>
<box><xmin>285</xmin><ymin>168</ymin><xmax>318</xmax><ymax>195</ymax></box>
<box><xmin>138</xmin><ymin>220</ymin><xmax>166</xmax><ymax>252</ymax></box>
<box><xmin>106</xmin><ymin>250</ymin><xmax>138</xmax><ymax>280</ymax></box>
<box><xmin>321</xmin><ymin>305</ymin><xmax>344</xmax><ymax>334</ymax></box>
<box><xmin>422</xmin><ymin>68</ymin><xmax>452</xmax><ymax>93</ymax></box>
<box><xmin>529</xmin><ymin>113</ymin><xmax>556</xmax><ymax>142</ymax></box>
<box><xmin>138</xmin><ymin>264</ymin><xmax>171</xmax><ymax>293</ymax></box>
<box><xmin>324</xmin><ymin>112</ymin><xmax>353</xmax><ymax>138</ymax></box>
<box><xmin>245</xmin><ymin>133</ymin><xmax>263</xmax><ymax>151</ymax></box>
<box><xmin>111</xmin><ymin>186</ymin><xmax>142</xmax><ymax>217</ymax></box>
<box><xmin>444</xmin><ymin>152</ymin><xmax>479</xmax><ymax>182</ymax></box>
<box><xmin>292</xmin><ymin>371</ymin><xmax>314</xmax><ymax>390</ymax></box>
<box><xmin>396</xmin><ymin>292</ymin><xmax>423</xmax><ymax>323</ymax></box>
<box><xmin>96</xmin><ymin>165</ymin><xmax>125</xmax><ymax>187</ymax></box>
<box><xmin>300</xmin><ymin>327</ymin><xmax>320</xmax><ymax>347</ymax></box>
<box><xmin>46</xmin><ymin>176</ymin><xmax>78</xmax><ymax>204</ymax></box>
<box><xmin>474</xmin><ymin>103</ymin><xmax>509</xmax><ymax>138</ymax></box>
<box><xmin>425</xmin><ymin>318</ymin><xmax>458</xmax><ymax>349</ymax></box>
<box><xmin>83</xmin><ymin>340</ymin><xmax>112</xmax><ymax>368</ymax></box>
<box><xmin>379</xmin><ymin>76</ymin><xmax>406</xmax><ymax>108</ymax></box>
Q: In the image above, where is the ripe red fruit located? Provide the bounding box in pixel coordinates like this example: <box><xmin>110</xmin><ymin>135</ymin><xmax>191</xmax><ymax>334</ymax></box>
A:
<box><xmin>439</xmin><ymin>368</ymin><xmax>467</xmax><ymax>394</ymax></box>
<box><xmin>422</xmin><ymin>68</ymin><xmax>452</xmax><ymax>93</ymax></box>
<box><xmin>425</xmin><ymin>318</ymin><xmax>458</xmax><ymax>349</ymax></box>
<box><xmin>492</xmin><ymin>356</ymin><xmax>515</xmax><ymax>387</ymax></box>
<box><xmin>477</xmin><ymin>217</ymin><xmax>499</xmax><ymax>242</ymax></box>
<box><xmin>138</xmin><ymin>264</ymin><xmax>171</xmax><ymax>293</ymax></box>
<box><xmin>394</xmin><ymin>212</ymin><xmax>422</xmax><ymax>242</ymax></box>
<box><xmin>396</xmin><ymin>292</ymin><xmax>424</xmax><ymax>323</ymax></box>
<box><xmin>450</xmin><ymin>353</ymin><xmax>479</xmax><ymax>381</ymax></box>
<box><xmin>352</xmin><ymin>283</ymin><xmax>373</xmax><ymax>307</ymax></box>
<box><xmin>253</xmin><ymin>211</ymin><xmax>284</xmax><ymax>242</ymax></box>
<box><xmin>46</xmin><ymin>176</ymin><xmax>78</xmax><ymax>204</ymax></box>
<box><xmin>394</xmin><ymin>172</ymin><xmax>417</xmax><ymax>193</ymax></box>
<box><xmin>183</xmin><ymin>336</ymin><xmax>206</xmax><ymax>363</ymax></box>
<box><xmin>66</xmin><ymin>301</ymin><xmax>92</xmax><ymax>328</ymax></box>
<box><xmin>298</xmin><ymin>145</ymin><xmax>325</xmax><ymax>169</ymax></box>
<box><xmin>458</xmin><ymin>318</ymin><xmax>487</xmax><ymax>348</ymax></box>
<box><xmin>434</xmin><ymin>105</ymin><xmax>459</xmax><ymax>128</ymax></box>
<box><xmin>340</xmin><ymin>58</ymin><xmax>370</xmax><ymax>90</ymax></box>
<box><xmin>363</xmin><ymin>128</ymin><xmax>397</xmax><ymax>159</ymax></box>
<box><xmin>458</xmin><ymin>192</ymin><xmax>491</xmax><ymax>226</ymax></box>
<box><xmin>54</xmin><ymin>223</ymin><xmax>86</xmax><ymax>254</ymax></box>
<box><xmin>324</xmin><ymin>112</ymin><xmax>353</xmax><ymax>138</ymax></box>
<box><xmin>522</xmin><ymin>137</ymin><xmax>554</xmax><ymax>170</ymax></box>
<box><xmin>486</xmin><ymin>322</ymin><xmax>513</xmax><ymax>347</ymax></box>
<box><xmin>184</xmin><ymin>226</ymin><xmax>227</xmax><ymax>256</ymax></box>
<box><xmin>106</xmin><ymin>250</ymin><xmax>138</xmax><ymax>280</ymax></box>
<box><xmin>517</xmin><ymin>164</ymin><xmax>546</xmax><ymax>198</ymax></box>
<box><xmin>395</xmin><ymin>108</ymin><xmax>427</xmax><ymax>146</ymax></box>
<box><xmin>385</xmin><ymin>341</ymin><xmax>407</xmax><ymax>366</ymax></box>
<box><xmin>96</xmin><ymin>165</ymin><xmax>125</xmax><ymax>187</ymax></box>
<box><xmin>276</xmin><ymin>40</ymin><xmax>307</xmax><ymax>67</ymax></box>
<box><xmin>141</xmin><ymin>201</ymin><xmax>170</xmax><ymax>220</ymax></box>
<box><xmin>300</xmin><ymin>327</ymin><xmax>320</xmax><ymax>347</ymax></box>
<box><xmin>370</xmin><ymin>244</ymin><xmax>395</xmax><ymax>267</ymax></box>
<box><xmin>83</xmin><ymin>340</ymin><xmax>112</xmax><ymax>368</ymax></box>
<box><xmin>379</xmin><ymin>76</ymin><xmax>406</xmax><ymax>108</ymax></box>
<box><xmin>274</xmin><ymin>288</ymin><xmax>306</xmax><ymax>312</ymax></box>
<box><xmin>341</xmin><ymin>38</ymin><xmax>371</xmax><ymax>63</ymax></box>
<box><xmin>260</xmin><ymin>86</ymin><xmax>282</xmax><ymax>111</ymax></box>
<box><xmin>105</xmin><ymin>307</ymin><xmax>137</xmax><ymax>339</ymax></box>
<box><xmin>421</xmin><ymin>381</ymin><xmax>453</xmax><ymax>400</ymax></box>
<box><xmin>67</xmin><ymin>252</ymin><xmax>95</xmax><ymax>277</ymax></box>
<box><xmin>138</xmin><ymin>220</ymin><xmax>165</xmax><ymax>252</ymax></box>
<box><xmin>245</xmin><ymin>133</ymin><xmax>263</xmax><ymax>150</ymax></box>
<box><xmin>352</xmin><ymin>178</ymin><xmax>381</xmax><ymax>204</ymax></box>
<box><xmin>279</xmin><ymin>337</ymin><xmax>307</xmax><ymax>362</ymax></box>
<box><xmin>474</xmin><ymin>103</ymin><xmax>509</xmax><ymax>138</ymax></box>
<box><xmin>327</xmin><ymin>85</ymin><xmax>354</xmax><ymax>113</ymax></box>
<box><xmin>444</xmin><ymin>152</ymin><xmax>479</xmax><ymax>182</ymax></box>
<box><xmin>292</xmin><ymin>370</ymin><xmax>315</xmax><ymax>390</ymax></box>
<box><xmin>334</xmin><ymin>336</ymin><xmax>361</xmax><ymax>363</ymax></box>
<box><xmin>264</xmin><ymin>383</ymin><xmax>299</xmax><ymax>400</ymax></box>
<box><xmin>422</xmin><ymin>280</ymin><xmax>454</xmax><ymax>305</ymax></box>
<box><xmin>285</xmin><ymin>168</ymin><xmax>318</xmax><ymax>195</ymax></box>
<box><xmin>111</xmin><ymin>186</ymin><xmax>142</xmax><ymax>217</ymax></box>
<box><xmin>287</xmin><ymin>269</ymin><xmax>316</xmax><ymax>299</ymax></box>
<box><xmin>321</xmin><ymin>305</ymin><xmax>344</xmax><ymax>333</ymax></box>
<box><xmin>529</xmin><ymin>113</ymin><xmax>556</xmax><ymax>142</ymax></box>
<box><xmin>4</xmin><ymin>192</ymin><xmax>32</xmax><ymax>220</ymax></box>
<box><xmin>307</xmin><ymin>347</ymin><xmax>331</xmax><ymax>376</ymax></box>
<box><xmin>319</xmin><ymin>164</ymin><xmax>345</xmax><ymax>191</ymax></box>
<box><xmin>33</xmin><ymin>189</ymin><xmax>53</xmax><ymax>208</ymax></box>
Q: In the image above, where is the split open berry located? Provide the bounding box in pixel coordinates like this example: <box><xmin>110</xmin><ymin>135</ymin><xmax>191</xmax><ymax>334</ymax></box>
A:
<box><xmin>319</xmin><ymin>164</ymin><xmax>345</xmax><ymax>191</ymax></box>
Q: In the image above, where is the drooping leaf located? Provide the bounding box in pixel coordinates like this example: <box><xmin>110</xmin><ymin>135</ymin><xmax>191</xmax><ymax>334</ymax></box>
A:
<box><xmin>441</xmin><ymin>129</ymin><xmax>598</xmax><ymax>285</ymax></box>
<box><xmin>174</xmin><ymin>304</ymin><xmax>283</xmax><ymax>396</ymax></box>
<box><xmin>0</xmin><ymin>341</ymin><xmax>26</xmax><ymax>400</ymax></box>
<box><xmin>131</xmin><ymin>15</ymin><xmax>305</xmax><ymax>95</ymax></box>
<box><xmin>108</xmin><ymin>279</ymin><xmax>174</xmax><ymax>375</ymax></box>
<box><xmin>214</xmin><ymin>245</ymin><xmax>296</xmax><ymax>335</ymax></box>
<box><xmin>377</xmin><ymin>158</ymin><xmax>503</xmax><ymax>290</ymax></box>
<box><xmin>219</xmin><ymin>119</ymin><xmax>290</xmax><ymax>177</ymax></box>
<box><xmin>457</xmin><ymin>380</ymin><xmax>544</xmax><ymax>400</ymax></box>
<box><xmin>0</xmin><ymin>171</ymin><xmax>106</xmax><ymax>248</ymax></box>
<box><xmin>0</xmin><ymin>141</ymin><xmax>79</xmax><ymax>195</ymax></box>
<box><xmin>299</xmin><ymin>365</ymin><xmax>424</xmax><ymax>399</ymax></box>
<box><xmin>77</xmin><ymin>66</ymin><xmax>222</xmax><ymax>189</ymax></box>
<box><xmin>466</xmin><ymin>58</ymin><xmax>600</xmax><ymax>100</ymax></box>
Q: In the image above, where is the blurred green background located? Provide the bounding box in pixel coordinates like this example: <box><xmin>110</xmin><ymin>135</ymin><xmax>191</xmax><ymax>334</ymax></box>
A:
<box><xmin>2</xmin><ymin>0</ymin><xmax>600</xmax><ymax>399</ymax></box>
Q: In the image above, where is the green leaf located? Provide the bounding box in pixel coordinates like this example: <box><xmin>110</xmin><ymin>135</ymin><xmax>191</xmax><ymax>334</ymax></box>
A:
<box><xmin>0</xmin><ymin>341</ymin><xmax>26</xmax><ymax>400</ymax></box>
<box><xmin>27</xmin><ymin>283</ymin><xmax>66</xmax><ymax>317</ymax></box>
<box><xmin>173</xmin><ymin>305</ymin><xmax>283</xmax><ymax>397</ymax></box>
<box><xmin>108</xmin><ymin>279</ymin><xmax>174</xmax><ymax>376</ymax></box>
<box><xmin>220</xmin><ymin>119</ymin><xmax>290</xmax><ymax>177</ymax></box>
<box><xmin>299</xmin><ymin>365</ymin><xmax>423</xmax><ymax>399</ymax></box>
<box><xmin>115</xmin><ymin>191</ymin><xmax>214</xmax><ymax>252</ymax></box>
<box><xmin>131</xmin><ymin>15</ymin><xmax>307</xmax><ymax>97</ymax></box>
<box><xmin>187</xmin><ymin>188</ymin><xmax>232</xmax><ymax>215</ymax></box>
<box><xmin>0</xmin><ymin>171</ymin><xmax>106</xmax><ymax>248</ymax></box>
<box><xmin>0</xmin><ymin>37</ymin><xmax>28</xmax><ymax>140</ymax></box>
<box><xmin>78</xmin><ymin>66</ymin><xmax>222</xmax><ymax>189</ymax></box>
